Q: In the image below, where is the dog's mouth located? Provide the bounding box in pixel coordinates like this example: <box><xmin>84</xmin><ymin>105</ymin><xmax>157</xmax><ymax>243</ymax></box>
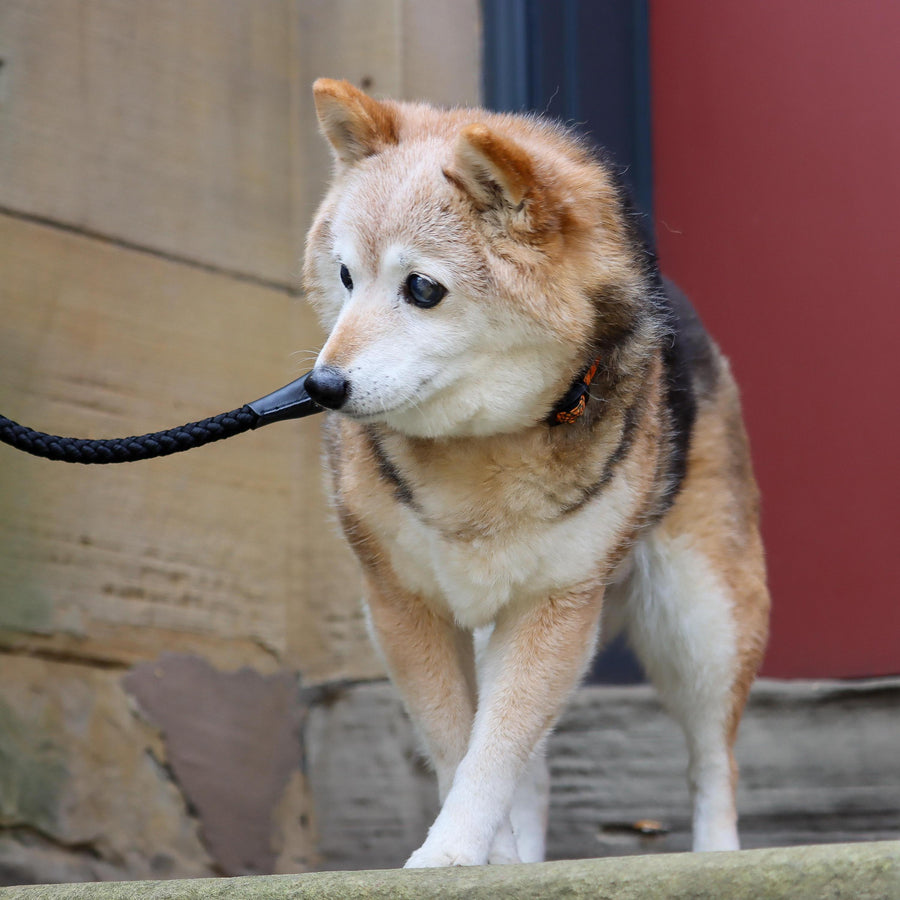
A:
<box><xmin>342</xmin><ymin>403</ymin><xmax>407</xmax><ymax>423</ymax></box>
<box><xmin>338</xmin><ymin>374</ymin><xmax>437</xmax><ymax>423</ymax></box>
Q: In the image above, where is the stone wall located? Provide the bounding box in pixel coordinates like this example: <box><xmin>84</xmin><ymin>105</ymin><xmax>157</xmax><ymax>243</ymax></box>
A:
<box><xmin>0</xmin><ymin>1</ymin><xmax>480</xmax><ymax>884</ymax></box>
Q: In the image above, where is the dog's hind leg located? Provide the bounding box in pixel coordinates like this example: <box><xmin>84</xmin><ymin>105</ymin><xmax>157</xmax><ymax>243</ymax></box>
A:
<box><xmin>622</xmin><ymin>377</ymin><xmax>770</xmax><ymax>852</ymax></box>
<box><xmin>506</xmin><ymin>745</ymin><xmax>551</xmax><ymax>862</ymax></box>
<box><xmin>483</xmin><ymin>745</ymin><xmax>549</xmax><ymax>864</ymax></box>
<box><xmin>622</xmin><ymin>529</ymin><xmax>767</xmax><ymax>851</ymax></box>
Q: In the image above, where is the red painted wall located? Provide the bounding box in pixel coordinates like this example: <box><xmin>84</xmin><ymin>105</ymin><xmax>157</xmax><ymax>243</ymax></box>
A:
<box><xmin>650</xmin><ymin>2</ymin><xmax>900</xmax><ymax>677</ymax></box>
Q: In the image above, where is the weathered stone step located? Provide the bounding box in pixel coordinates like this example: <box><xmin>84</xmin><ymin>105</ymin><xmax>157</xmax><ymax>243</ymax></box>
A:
<box><xmin>2</xmin><ymin>841</ymin><xmax>898</xmax><ymax>900</ymax></box>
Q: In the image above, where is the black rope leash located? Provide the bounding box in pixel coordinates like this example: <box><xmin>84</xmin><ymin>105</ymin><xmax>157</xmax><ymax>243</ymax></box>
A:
<box><xmin>0</xmin><ymin>372</ymin><xmax>323</xmax><ymax>464</ymax></box>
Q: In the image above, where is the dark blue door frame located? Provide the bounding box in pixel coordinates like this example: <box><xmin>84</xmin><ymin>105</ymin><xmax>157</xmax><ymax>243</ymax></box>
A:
<box><xmin>482</xmin><ymin>0</ymin><xmax>651</xmax><ymax>683</ymax></box>
<box><xmin>482</xmin><ymin>0</ymin><xmax>653</xmax><ymax>219</ymax></box>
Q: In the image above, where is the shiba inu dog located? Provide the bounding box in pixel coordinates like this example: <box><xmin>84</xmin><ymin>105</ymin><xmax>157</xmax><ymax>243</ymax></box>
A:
<box><xmin>302</xmin><ymin>78</ymin><xmax>770</xmax><ymax>868</ymax></box>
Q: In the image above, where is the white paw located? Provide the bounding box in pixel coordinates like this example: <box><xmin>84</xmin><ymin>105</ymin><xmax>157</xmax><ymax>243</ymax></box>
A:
<box><xmin>404</xmin><ymin>843</ymin><xmax>486</xmax><ymax>868</ymax></box>
<box><xmin>404</xmin><ymin>782</ymin><xmax>507</xmax><ymax>867</ymax></box>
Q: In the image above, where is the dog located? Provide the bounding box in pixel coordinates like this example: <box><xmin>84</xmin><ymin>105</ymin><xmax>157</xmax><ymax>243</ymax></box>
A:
<box><xmin>301</xmin><ymin>78</ymin><xmax>770</xmax><ymax>867</ymax></box>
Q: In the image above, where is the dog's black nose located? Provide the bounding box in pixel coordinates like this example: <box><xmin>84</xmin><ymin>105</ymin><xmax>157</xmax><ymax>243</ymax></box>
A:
<box><xmin>304</xmin><ymin>365</ymin><xmax>350</xmax><ymax>410</ymax></box>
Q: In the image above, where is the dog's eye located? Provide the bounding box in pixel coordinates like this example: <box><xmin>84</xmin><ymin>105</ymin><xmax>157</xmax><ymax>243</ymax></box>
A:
<box><xmin>405</xmin><ymin>273</ymin><xmax>447</xmax><ymax>309</ymax></box>
<box><xmin>340</xmin><ymin>264</ymin><xmax>353</xmax><ymax>291</ymax></box>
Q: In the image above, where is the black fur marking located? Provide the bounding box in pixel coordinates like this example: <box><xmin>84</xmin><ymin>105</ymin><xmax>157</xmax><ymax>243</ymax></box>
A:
<box><xmin>661</xmin><ymin>353</ymin><xmax>696</xmax><ymax>503</ymax></box>
<box><xmin>561</xmin><ymin>288</ymin><xmax>640</xmax><ymax>431</ymax></box>
<box><xmin>662</xmin><ymin>277</ymin><xmax>721</xmax><ymax>400</ymax></box>
<box><xmin>605</xmin><ymin>396</ymin><xmax>644</xmax><ymax>476</ymax></box>
<box><xmin>611</xmin><ymin>176</ymin><xmax>698</xmax><ymax>511</ymax></box>
<box><xmin>558</xmin><ymin>393</ymin><xmax>646</xmax><ymax>517</ymax></box>
<box><xmin>654</xmin><ymin>295</ymin><xmax>697</xmax><ymax>510</ymax></box>
<box><xmin>552</xmin><ymin>153</ymin><xmax>707</xmax><ymax>516</ymax></box>
<box><xmin>365</xmin><ymin>427</ymin><xmax>417</xmax><ymax>509</ymax></box>
<box><xmin>587</xmin><ymin>299</ymin><xmax>640</xmax><ymax>383</ymax></box>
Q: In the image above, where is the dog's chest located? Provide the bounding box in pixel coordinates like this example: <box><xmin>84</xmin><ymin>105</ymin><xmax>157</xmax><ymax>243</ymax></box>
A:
<box><xmin>357</xmin><ymin>441</ymin><xmax>638</xmax><ymax>628</ymax></box>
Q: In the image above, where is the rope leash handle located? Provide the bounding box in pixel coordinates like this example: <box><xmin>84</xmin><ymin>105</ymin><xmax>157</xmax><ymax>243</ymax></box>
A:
<box><xmin>1</xmin><ymin>356</ymin><xmax>604</xmax><ymax>463</ymax></box>
<box><xmin>0</xmin><ymin>407</ymin><xmax>259</xmax><ymax>464</ymax></box>
<box><xmin>0</xmin><ymin>372</ymin><xmax>322</xmax><ymax>464</ymax></box>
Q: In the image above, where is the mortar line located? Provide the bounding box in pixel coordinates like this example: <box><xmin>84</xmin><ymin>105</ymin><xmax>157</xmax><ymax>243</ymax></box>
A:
<box><xmin>0</xmin><ymin>642</ymin><xmax>131</xmax><ymax>672</ymax></box>
<box><xmin>0</xmin><ymin>205</ymin><xmax>302</xmax><ymax>297</ymax></box>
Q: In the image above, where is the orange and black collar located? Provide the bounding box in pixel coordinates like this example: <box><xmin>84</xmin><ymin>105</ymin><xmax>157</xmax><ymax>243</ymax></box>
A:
<box><xmin>548</xmin><ymin>357</ymin><xmax>602</xmax><ymax>426</ymax></box>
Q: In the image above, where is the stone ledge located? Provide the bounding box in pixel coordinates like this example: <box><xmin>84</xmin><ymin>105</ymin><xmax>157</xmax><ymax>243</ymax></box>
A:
<box><xmin>2</xmin><ymin>841</ymin><xmax>898</xmax><ymax>899</ymax></box>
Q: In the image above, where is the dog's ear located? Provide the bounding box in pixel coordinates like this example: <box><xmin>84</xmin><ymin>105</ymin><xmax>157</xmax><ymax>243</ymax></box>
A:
<box><xmin>447</xmin><ymin>124</ymin><xmax>552</xmax><ymax>232</ymax></box>
<box><xmin>313</xmin><ymin>78</ymin><xmax>398</xmax><ymax>165</ymax></box>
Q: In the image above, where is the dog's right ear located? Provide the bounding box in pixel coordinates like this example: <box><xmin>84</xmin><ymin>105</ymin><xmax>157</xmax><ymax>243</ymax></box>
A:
<box><xmin>447</xmin><ymin>124</ymin><xmax>555</xmax><ymax>236</ymax></box>
<box><xmin>313</xmin><ymin>78</ymin><xmax>398</xmax><ymax>166</ymax></box>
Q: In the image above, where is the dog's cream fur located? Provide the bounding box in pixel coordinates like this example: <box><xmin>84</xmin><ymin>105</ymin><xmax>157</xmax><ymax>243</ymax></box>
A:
<box><xmin>303</xmin><ymin>79</ymin><xmax>770</xmax><ymax>867</ymax></box>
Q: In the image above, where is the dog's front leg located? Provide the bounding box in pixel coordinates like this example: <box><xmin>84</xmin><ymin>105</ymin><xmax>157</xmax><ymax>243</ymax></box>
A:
<box><xmin>405</xmin><ymin>585</ymin><xmax>604</xmax><ymax>868</ymax></box>
<box><xmin>363</xmin><ymin>574</ymin><xmax>477</xmax><ymax>802</ymax></box>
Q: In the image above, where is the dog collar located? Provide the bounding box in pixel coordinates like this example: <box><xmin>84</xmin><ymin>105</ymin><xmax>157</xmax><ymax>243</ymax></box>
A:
<box><xmin>548</xmin><ymin>357</ymin><xmax>602</xmax><ymax>426</ymax></box>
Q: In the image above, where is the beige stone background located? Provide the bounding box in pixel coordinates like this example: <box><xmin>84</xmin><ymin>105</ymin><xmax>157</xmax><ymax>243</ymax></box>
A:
<box><xmin>0</xmin><ymin>0</ymin><xmax>480</xmax><ymax>882</ymax></box>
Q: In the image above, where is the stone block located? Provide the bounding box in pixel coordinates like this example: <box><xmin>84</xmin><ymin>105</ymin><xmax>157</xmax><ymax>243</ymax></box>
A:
<box><xmin>0</xmin><ymin>213</ymin><xmax>380</xmax><ymax>681</ymax></box>
<box><xmin>0</xmin><ymin>654</ymin><xmax>212</xmax><ymax>884</ymax></box>
<box><xmin>0</xmin><ymin>0</ymin><xmax>299</xmax><ymax>285</ymax></box>
<box><xmin>0</xmin><ymin>1</ymin><xmax>482</xmax><ymax>287</ymax></box>
<box><xmin>303</xmin><ymin>678</ymin><xmax>900</xmax><ymax>869</ymax></box>
<box><xmin>0</xmin><ymin>652</ymin><xmax>318</xmax><ymax>885</ymax></box>
<box><xmin>123</xmin><ymin>654</ymin><xmax>313</xmax><ymax>876</ymax></box>
<box><xmin>304</xmin><ymin>682</ymin><xmax>438</xmax><ymax>870</ymax></box>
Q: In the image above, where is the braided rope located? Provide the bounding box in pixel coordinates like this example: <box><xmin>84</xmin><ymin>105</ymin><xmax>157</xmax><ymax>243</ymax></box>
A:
<box><xmin>0</xmin><ymin>407</ymin><xmax>258</xmax><ymax>464</ymax></box>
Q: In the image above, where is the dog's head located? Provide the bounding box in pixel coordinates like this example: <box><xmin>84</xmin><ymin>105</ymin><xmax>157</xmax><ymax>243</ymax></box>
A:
<box><xmin>303</xmin><ymin>79</ymin><xmax>642</xmax><ymax>439</ymax></box>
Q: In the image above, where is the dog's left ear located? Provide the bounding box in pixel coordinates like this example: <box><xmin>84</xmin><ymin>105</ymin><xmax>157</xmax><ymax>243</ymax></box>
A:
<box><xmin>313</xmin><ymin>78</ymin><xmax>398</xmax><ymax>165</ymax></box>
<box><xmin>447</xmin><ymin>124</ymin><xmax>553</xmax><ymax>233</ymax></box>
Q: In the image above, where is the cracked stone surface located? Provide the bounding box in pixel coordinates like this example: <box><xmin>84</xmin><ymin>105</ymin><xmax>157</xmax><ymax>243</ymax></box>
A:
<box><xmin>0</xmin><ymin>652</ymin><xmax>315</xmax><ymax>884</ymax></box>
<box><xmin>0</xmin><ymin>654</ymin><xmax>213</xmax><ymax>884</ymax></box>
<box><xmin>123</xmin><ymin>654</ymin><xmax>310</xmax><ymax>876</ymax></box>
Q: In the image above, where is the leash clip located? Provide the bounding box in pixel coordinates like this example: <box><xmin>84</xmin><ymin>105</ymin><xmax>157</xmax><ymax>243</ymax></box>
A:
<box><xmin>248</xmin><ymin>372</ymin><xmax>323</xmax><ymax>427</ymax></box>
